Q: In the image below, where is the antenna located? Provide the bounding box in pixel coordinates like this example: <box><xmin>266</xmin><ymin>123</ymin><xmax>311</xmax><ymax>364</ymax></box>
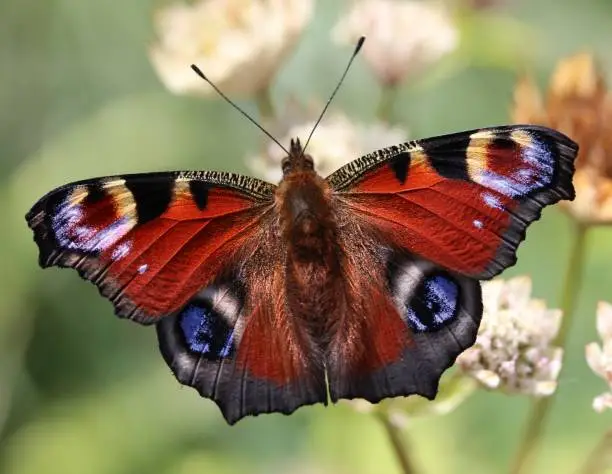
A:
<box><xmin>190</xmin><ymin>65</ymin><xmax>290</xmax><ymax>155</ymax></box>
<box><xmin>302</xmin><ymin>36</ymin><xmax>365</xmax><ymax>153</ymax></box>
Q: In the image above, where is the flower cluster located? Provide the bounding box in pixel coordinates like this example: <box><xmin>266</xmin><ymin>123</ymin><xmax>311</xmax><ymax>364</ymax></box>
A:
<box><xmin>150</xmin><ymin>0</ymin><xmax>312</xmax><ymax>97</ymax></box>
<box><xmin>247</xmin><ymin>103</ymin><xmax>408</xmax><ymax>182</ymax></box>
<box><xmin>150</xmin><ymin>0</ymin><xmax>460</xmax><ymax>100</ymax></box>
<box><xmin>333</xmin><ymin>0</ymin><xmax>458</xmax><ymax>87</ymax></box>
<box><xmin>457</xmin><ymin>277</ymin><xmax>563</xmax><ymax>397</ymax></box>
<box><xmin>586</xmin><ymin>302</ymin><xmax>612</xmax><ymax>412</ymax></box>
<box><xmin>513</xmin><ymin>53</ymin><xmax>612</xmax><ymax>224</ymax></box>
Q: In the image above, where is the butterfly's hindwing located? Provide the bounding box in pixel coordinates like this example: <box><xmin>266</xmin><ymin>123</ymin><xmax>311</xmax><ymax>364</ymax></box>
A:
<box><xmin>326</xmin><ymin>250</ymin><xmax>481</xmax><ymax>403</ymax></box>
<box><xmin>173</xmin><ymin>284</ymin><xmax>243</xmax><ymax>361</ymax></box>
<box><xmin>328</xmin><ymin>125</ymin><xmax>578</xmax><ymax>279</ymax></box>
<box><xmin>386</xmin><ymin>257</ymin><xmax>482</xmax><ymax>396</ymax></box>
<box><xmin>157</xmin><ymin>272</ymin><xmax>328</xmax><ymax>424</ymax></box>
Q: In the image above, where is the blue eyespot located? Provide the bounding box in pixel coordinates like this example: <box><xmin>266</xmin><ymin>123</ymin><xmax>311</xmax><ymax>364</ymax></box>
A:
<box><xmin>405</xmin><ymin>275</ymin><xmax>459</xmax><ymax>332</ymax></box>
<box><xmin>179</xmin><ymin>304</ymin><xmax>234</xmax><ymax>358</ymax></box>
<box><xmin>477</xmin><ymin>134</ymin><xmax>554</xmax><ymax>199</ymax></box>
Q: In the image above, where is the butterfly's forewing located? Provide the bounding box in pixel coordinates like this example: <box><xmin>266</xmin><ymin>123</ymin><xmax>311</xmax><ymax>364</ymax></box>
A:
<box><xmin>27</xmin><ymin>171</ymin><xmax>274</xmax><ymax>322</ymax></box>
<box><xmin>325</xmin><ymin>125</ymin><xmax>577</xmax><ymax>403</ymax></box>
<box><xmin>27</xmin><ymin>171</ymin><xmax>327</xmax><ymax>423</ymax></box>
<box><xmin>328</xmin><ymin>125</ymin><xmax>577</xmax><ymax>279</ymax></box>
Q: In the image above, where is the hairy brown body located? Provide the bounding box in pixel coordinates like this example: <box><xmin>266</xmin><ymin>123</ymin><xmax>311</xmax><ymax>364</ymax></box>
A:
<box><xmin>277</xmin><ymin>159</ymin><xmax>344</xmax><ymax>346</ymax></box>
<box><xmin>272</xmin><ymin>139</ymin><xmax>410</xmax><ymax>392</ymax></box>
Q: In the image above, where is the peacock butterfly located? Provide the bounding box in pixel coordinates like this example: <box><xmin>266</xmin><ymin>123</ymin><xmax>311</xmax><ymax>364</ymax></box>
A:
<box><xmin>25</xmin><ymin>39</ymin><xmax>578</xmax><ymax>424</ymax></box>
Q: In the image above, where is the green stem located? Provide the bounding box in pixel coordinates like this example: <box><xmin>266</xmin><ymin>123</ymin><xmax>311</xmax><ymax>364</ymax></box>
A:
<box><xmin>255</xmin><ymin>87</ymin><xmax>275</xmax><ymax>123</ymax></box>
<box><xmin>579</xmin><ymin>430</ymin><xmax>612</xmax><ymax>474</ymax></box>
<box><xmin>510</xmin><ymin>222</ymin><xmax>589</xmax><ymax>474</ymax></box>
<box><xmin>377</xmin><ymin>85</ymin><xmax>398</xmax><ymax>123</ymax></box>
<box><xmin>376</xmin><ymin>411</ymin><xmax>417</xmax><ymax>474</ymax></box>
<box><xmin>554</xmin><ymin>223</ymin><xmax>588</xmax><ymax>347</ymax></box>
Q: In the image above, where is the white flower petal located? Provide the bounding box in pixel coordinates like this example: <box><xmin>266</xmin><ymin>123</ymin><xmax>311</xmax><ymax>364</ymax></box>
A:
<box><xmin>474</xmin><ymin>369</ymin><xmax>501</xmax><ymax>389</ymax></box>
<box><xmin>503</xmin><ymin>275</ymin><xmax>532</xmax><ymax>309</ymax></box>
<box><xmin>593</xmin><ymin>392</ymin><xmax>612</xmax><ymax>413</ymax></box>
<box><xmin>586</xmin><ymin>342</ymin><xmax>606</xmax><ymax>378</ymax></box>
<box><xmin>536</xmin><ymin>309</ymin><xmax>563</xmax><ymax>340</ymax></box>
<box><xmin>586</xmin><ymin>301</ymin><xmax>612</xmax><ymax>412</ymax></box>
<box><xmin>533</xmin><ymin>380</ymin><xmax>557</xmax><ymax>397</ymax></box>
<box><xmin>481</xmin><ymin>279</ymin><xmax>504</xmax><ymax>314</ymax></box>
<box><xmin>597</xmin><ymin>301</ymin><xmax>612</xmax><ymax>340</ymax></box>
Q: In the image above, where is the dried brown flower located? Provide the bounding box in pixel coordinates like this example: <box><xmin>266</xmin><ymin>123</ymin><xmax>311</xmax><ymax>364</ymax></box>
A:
<box><xmin>512</xmin><ymin>53</ymin><xmax>612</xmax><ymax>224</ymax></box>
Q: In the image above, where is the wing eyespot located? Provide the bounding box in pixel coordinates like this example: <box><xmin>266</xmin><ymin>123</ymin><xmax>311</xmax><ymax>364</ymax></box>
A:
<box><xmin>404</xmin><ymin>274</ymin><xmax>460</xmax><ymax>332</ymax></box>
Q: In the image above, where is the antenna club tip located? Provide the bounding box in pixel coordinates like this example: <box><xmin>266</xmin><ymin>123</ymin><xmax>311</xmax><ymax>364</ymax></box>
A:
<box><xmin>355</xmin><ymin>36</ymin><xmax>365</xmax><ymax>53</ymax></box>
<box><xmin>190</xmin><ymin>64</ymin><xmax>206</xmax><ymax>79</ymax></box>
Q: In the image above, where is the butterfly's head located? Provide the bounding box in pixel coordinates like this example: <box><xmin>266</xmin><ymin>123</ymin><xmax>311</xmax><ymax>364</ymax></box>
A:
<box><xmin>281</xmin><ymin>138</ymin><xmax>315</xmax><ymax>177</ymax></box>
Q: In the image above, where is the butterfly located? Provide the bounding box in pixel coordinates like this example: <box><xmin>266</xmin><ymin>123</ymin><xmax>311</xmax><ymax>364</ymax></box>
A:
<box><xmin>26</xmin><ymin>123</ymin><xmax>577</xmax><ymax>424</ymax></box>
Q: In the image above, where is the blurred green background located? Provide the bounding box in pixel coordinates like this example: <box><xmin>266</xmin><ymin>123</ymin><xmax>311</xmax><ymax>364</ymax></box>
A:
<box><xmin>2</xmin><ymin>1</ymin><xmax>612</xmax><ymax>473</ymax></box>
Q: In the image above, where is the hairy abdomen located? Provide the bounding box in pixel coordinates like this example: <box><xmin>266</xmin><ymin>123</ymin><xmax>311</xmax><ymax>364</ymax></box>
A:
<box><xmin>285</xmin><ymin>252</ymin><xmax>345</xmax><ymax>345</ymax></box>
<box><xmin>278</xmin><ymin>171</ymin><xmax>344</xmax><ymax>344</ymax></box>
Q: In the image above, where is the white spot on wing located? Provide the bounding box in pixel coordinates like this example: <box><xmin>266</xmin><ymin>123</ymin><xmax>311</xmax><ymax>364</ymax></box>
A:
<box><xmin>212</xmin><ymin>287</ymin><xmax>241</xmax><ymax>321</ymax></box>
<box><xmin>102</xmin><ymin>178</ymin><xmax>126</xmax><ymax>188</ymax></box>
<box><xmin>482</xmin><ymin>192</ymin><xmax>504</xmax><ymax>210</ymax></box>
<box><xmin>112</xmin><ymin>242</ymin><xmax>131</xmax><ymax>260</ymax></box>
